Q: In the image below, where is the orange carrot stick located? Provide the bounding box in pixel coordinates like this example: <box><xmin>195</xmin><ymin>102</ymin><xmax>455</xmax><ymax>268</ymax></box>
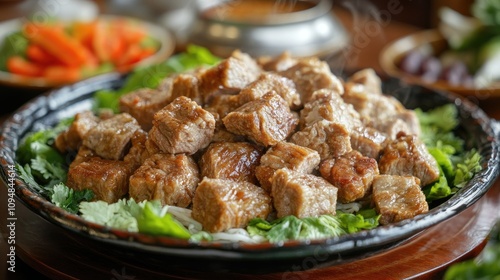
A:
<box><xmin>72</xmin><ymin>21</ymin><xmax>97</xmax><ymax>48</ymax></box>
<box><xmin>23</xmin><ymin>23</ymin><xmax>88</xmax><ymax>67</ymax></box>
<box><xmin>26</xmin><ymin>44</ymin><xmax>60</xmax><ymax>65</ymax></box>
<box><xmin>43</xmin><ymin>66</ymin><xmax>81</xmax><ymax>83</ymax></box>
<box><xmin>7</xmin><ymin>56</ymin><xmax>44</xmax><ymax>77</ymax></box>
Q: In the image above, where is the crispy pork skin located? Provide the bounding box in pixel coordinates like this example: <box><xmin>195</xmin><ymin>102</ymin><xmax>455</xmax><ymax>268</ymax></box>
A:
<box><xmin>238</xmin><ymin>72</ymin><xmax>301</xmax><ymax>109</ymax></box>
<box><xmin>192</xmin><ymin>178</ymin><xmax>272</xmax><ymax>233</ymax></box>
<box><xmin>55</xmin><ymin>111</ymin><xmax>99</xmax><ymax>153</ymax></box>
<box><xmin>198</xmin><ymin>50</ymin><xmax>261</xmax><ymax>104</ymax></box>
<box><xmin>129</xmin><ymin>153</ymin><xmax>199</xmax><ymax>207</ymax></box>
<box><xmin>290</xmin><ymin>120</ymin><xmax>351</xmax><ymax>160</ymax></box>
<box><xmin>223</xmin><ymin>92</ymin><xmax>298</xmax><ymax>147</ymax></box>
<box><xmin>67</xmin><ymin>158</ymin><xmax>131</xmax><ymax>203</ymax></box>
<box><xmin>378</xmin><ymin>133</ymin><xmax>440</xmax><ymax>186</ymax></box>
<box><xmin>272</xmin><ymin>168</ymin><xmax>338</xmax><ymax>218</ymax></box>
<box><xmin>119</xmin><ymin>88</ymin><xmax>172</xmax><ymax>131</ymax></box>
<box><xmin>372</xmin><ymin>175</ymin><xmax>428</xmax><ymax>225</ymax></box>
<box><xmin>255</xmin><ymin>141</ymin><xmax>320</xmax><ymax>193</ymax></box>
<box><xmin>199</xmin><ymin>142</ymin><xmax>263</xmax><ymax>184</ymax></box>
<box><xmin>83</xmin><ymin>113</ymin><xmax>141</xmax><ymax>160</ymax></box>
<box><xmin>279</xmin><ymin>57</ymin><xmax>344</xmax><ymax>104</ymax></box>
<box><xmin>320</xmin><ymin>150</ymin><xmax>379</xmax><ymax>203</ymax></box>
<box><xmin>150</xmin><ymin>96</ymin><xmax>216</xmax><ymax>154</ymax></box>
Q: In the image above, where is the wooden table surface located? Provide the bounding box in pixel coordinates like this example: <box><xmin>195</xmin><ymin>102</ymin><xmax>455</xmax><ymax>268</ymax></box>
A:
<box><xmin>1</xmin><ymin>4</ymin><xmax>500</xmax><ymax>280</ymax></box>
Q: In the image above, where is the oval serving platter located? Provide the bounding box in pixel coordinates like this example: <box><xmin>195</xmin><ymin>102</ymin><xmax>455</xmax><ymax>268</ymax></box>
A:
<box><xmin>0</xmin><ymin>73</ymin><xmax>499</xmax><ymax>274</ymax></box>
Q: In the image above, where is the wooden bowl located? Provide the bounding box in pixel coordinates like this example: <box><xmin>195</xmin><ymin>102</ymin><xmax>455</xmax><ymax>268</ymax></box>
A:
<box><xmin>380</xmin><ymin>29</ymin><xmax>500</xmax><ymax>98</ymax></box>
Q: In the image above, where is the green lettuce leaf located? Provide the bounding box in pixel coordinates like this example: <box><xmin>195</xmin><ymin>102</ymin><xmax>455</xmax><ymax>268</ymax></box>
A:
<box><xmin>79</xmin><ymin>199</ymin><xmax>191</xmax><ymax>239</ymax></box>
<box><xmin>135</xmin><ymin>202</ymin><xmax>191</xmax><ymax>239</ymax></box>
<box><xmin>428</xmin><ymin>147</ymin><xmax>455</xmax><ymax>179</ymax></box>
<box><xmin>415</xmin><ymin>104</ymin><xmax>459</xmax><ymax>132</ymax></box>
<box><xmin>79</xmin><ymin>199</ymin><xmax>141</xmax><ymax>232</ymax></box>
<box><xmin>337</xmin><ymin>209</ymin><xmax>380</xmax><ymax>234</ymax></box>
<box><xmin>423</xmin><ymin>168</ymin><xmax>452</xmax><ymax>201</ymax></box>
<box><xmin>452</xmin><ymin>149</ymin><xmax>482</xmax><ymax>188</ymax></box>
<box><xmin>247</xmin><ymin>212</ymin><xmax>379</xmax><ymax>243</ymax></box>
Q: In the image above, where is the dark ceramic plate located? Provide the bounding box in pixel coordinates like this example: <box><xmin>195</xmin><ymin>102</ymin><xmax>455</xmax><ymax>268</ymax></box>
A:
<box><xmin>0</xmin><ymin>73</ymin><xmax>499</xmax><ymax>274</ymax></box>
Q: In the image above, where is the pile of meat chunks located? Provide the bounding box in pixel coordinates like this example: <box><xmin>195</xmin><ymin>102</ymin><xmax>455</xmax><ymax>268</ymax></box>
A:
<box><xmin>55</xmin><ymin>50</ymin><xmax>440</xmax><ymax>234</ymax></box>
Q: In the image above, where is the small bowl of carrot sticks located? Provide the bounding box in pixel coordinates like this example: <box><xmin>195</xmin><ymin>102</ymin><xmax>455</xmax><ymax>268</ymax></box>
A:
<box><xmin>0</xmin><ymin>15</ymin><xmax>175</xmax><ymax>89</ymax></box>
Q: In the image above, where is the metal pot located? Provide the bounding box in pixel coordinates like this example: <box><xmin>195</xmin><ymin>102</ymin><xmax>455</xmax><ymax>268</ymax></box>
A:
<box><xmin>186</xmin><ymin>0</ymin><xmax>349</xmax><ymax>58</ymax></box>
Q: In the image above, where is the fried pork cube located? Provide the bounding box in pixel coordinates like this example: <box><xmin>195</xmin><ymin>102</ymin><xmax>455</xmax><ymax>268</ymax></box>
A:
<box><xmin>199</xmin><ymin>142</ymin><xmax>263</xmax><ymax>184</ymax></box>
<box><xmin>54</xmin><ymin>111</ymin><xmax>99</xmax><ymax>153</ymax></box>
<box><xmin>238</xmin><ymin>72</ymin><xmax>301</xmax><ymax>109</ymax></box>
<box><xmin>320</xmin><ymin>150</ymin><xmax>379</xmax><ymax>203</ymax></box>
<box><xmin>210</xmin><ymin>127</ymin><xmax>246</xmax><ymax>143</ymax></box>
<box><xmin>149</xmin><ymin>96</ymin><xmax>216</xmax><ymax>154</ymax></box>
<box><xmin>279</xmin><ymin>57</ymin><xmax>344</xmax><ymax>104</ymax></box>
<box><xmin>223</xmin><ymin>92</ymin><xmax>298</xmax><ymax>147</ymax></box>
<box><xmin>377</xmin><ymin>117</ymin><xmax>416</xmax><ymax>140</ymax></box>
<box><xmin>69</xmin><ymin>145</ymin><xmax>97</xmax><ymax>169</ymax></box>
<box><xmin>272</xmin><ymin>168</ymin><xmax>338</xmax><ymax>218</ymax></box>
<box><xmin>83</xmin><ymin>113</ymin><xmax>141</xmax><ymax>160</ymax></box>
<box><xmin>290</xmin><ymin>120</ymin><xmax>351</xmax><ymax>160</ymax></box>
<box><xmin>123</xmin><ymin>130</ymin><xmax>151</xmax><ymax>170</ymax></box>
<box><xmin>394</xmin><ymin>110</ymin><xmax>421</xmax><ymax>137</ymax></box>
<box><xmin>198</xmin><ymin>50</ymin><xmax>261</xmax><ymax>104</ymax></box>
<box><xmin>347</xmin><ymin>68</ymin><xmax>383</xmax><ymax>94</ymax></box>
<box><xmin>257</xmin><ymin>51</ymin><xmax>297</xmax><ymax>72</ymax></box>
<box><xmin>119</xmin><ymin>88</ymin><xmax>172</xmax><ymax>130</ymax></box>
<box><xmin>255</xmin><ymin>141</ymin><xmax>320</xmax><ymax>193</ymax></box>
<box><xmin>343</xmin><ymin>83</ymin><xmax>420</xmax><ymax>138</ymax></box>
<box><xmin>378</xmin><ymin>133</ymin><xmax>440</xmax><ymax>186</ymax></box>
<box><xmin>129</xmin><ymin>153</ymin><xmax>199</xmax><ymax>207</ymax></box>
<box><xmin>208</xmin><ymin>112</ymin><xmax>247</xmax><ymax>143</ymax></box>
<box><xmin>170</xmin><ymin>73</ymin><xmax>203</xmax><ymax>106</ymax></box>
<box><xmin>204</xmin><ymin>94</ymin><xmax>242</xmax><ymax>120</ymax></box>
<box><xmin>192</xmin><ymin>177</ymin><xmax>272</xmax><ymax>233</ymax></box>
<box><xmin>299</xmin><ymin>89</ymin><xmax>362</xmax><ymax>130</ymax></box>
<box><xmin>350</xmin><ymin>126</ymin><xmax>389</xmax><ymax>159</ymax></box>
<box><xmin>66</xmin><ymin>158</ymin><xmax>131</xmax><ymax>203</ymax></box>
<box><xmin>372</xmin><ymin>175</ymin><xmax>428</xmax><ymax>225</ymax></box>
